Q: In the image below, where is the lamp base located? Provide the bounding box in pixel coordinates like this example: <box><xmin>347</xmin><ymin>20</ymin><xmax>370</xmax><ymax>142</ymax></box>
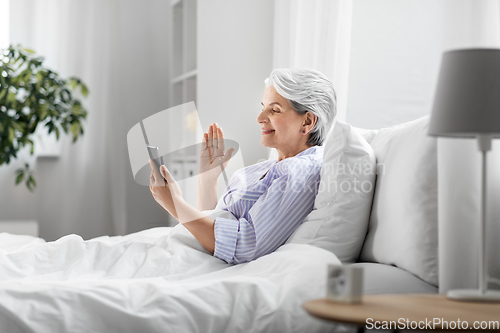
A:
<box><xmin>447</xmin><ymin>289</ymin><xmax>500</xmax><ymax>302</ymax></box>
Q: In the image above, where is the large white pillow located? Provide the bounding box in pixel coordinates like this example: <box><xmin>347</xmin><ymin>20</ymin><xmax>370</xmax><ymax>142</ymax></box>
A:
<box><xmin>359</xmin><ymin>116</ymin><xmax>438</xmax><ymax>286</ymax></box>
<box><xmin>286</xmin><ymin>121</ymin><xmax>376</xmax><ymax>263</ymax></box>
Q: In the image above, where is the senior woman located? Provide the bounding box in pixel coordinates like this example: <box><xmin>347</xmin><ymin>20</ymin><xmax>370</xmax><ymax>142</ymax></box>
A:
<box><xmin>149</xmin><ymin>68</ymin><xmax>336</xmax><ymax>265</ymax></box>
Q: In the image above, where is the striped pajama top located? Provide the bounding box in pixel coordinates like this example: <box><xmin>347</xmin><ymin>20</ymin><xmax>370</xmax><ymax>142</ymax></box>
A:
<box><xmin>213</xmin><ymin>145</ymin><xmax>323</xmax><ymax>264</ymax></box>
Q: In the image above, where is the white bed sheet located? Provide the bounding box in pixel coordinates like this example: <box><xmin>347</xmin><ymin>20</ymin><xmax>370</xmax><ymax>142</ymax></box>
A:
<box><xmin>0</xmin><ymin>225</ymin><xmax>346</xmax><ymax>333</ymax></box>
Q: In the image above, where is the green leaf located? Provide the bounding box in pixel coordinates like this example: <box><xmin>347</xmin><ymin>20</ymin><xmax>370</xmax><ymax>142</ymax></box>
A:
<box><xmin>7</xmin><ymin>91</ymin><xmax>16</xmax><ymax>103</ymax></box>
<box><xmin>39</xmin><ymin>105</ymin><xmax>48</xmax><ymax>120</ymax></box>
<box><xmin>81</xmin><ymin>84</ymin><xmax>88</xmax><ymax>97</ymax></box>
<box><xmin>28</xmin><ymin>118</ymin><xmax>39</xmax><ymax>133</ymax></box>
<box><xmin>70</xmin><ymin>122</ymin><xmax>78</xmax><ymax>132</ymax></box>
<box><xmin>55</xmin><ymin>126</ymin><xmax>60</xmax><ymax>140</ymax></box>
<box><xmin>68</xmin><ymin>78</ymin><xmax>78</xmax><ymax>90</ymax></box>
<box><xmin>0</xmin><ymin>88</ymin><xmax>7</xmax><ymax>100</ymax></box>
<box><xmin>23</xmin><ymin>69</ymin><xmax>32</xmax><ymax>82</ymax></box>
<box><xmin>0</xmin><ymin>122</ymin><xmax>4</xmax><ymax>132</ymax></box>
<box><xmin>28</xmin><ymin>175</ymin><xmax>36</xmax><ymax>189</ymax></box>
<box><xmin>71</xmin><ymin>103</ymin><xmax>81</xmax><ymax>116</ymax></box>
<box><xmin>11</xmin><ymin>122</ymin><xmax>25</xmax><ymax>132</ymax></box>
<box><xmin>15</xmin><ymin>172</ymin><xmax>24</xmax><ymax>184</ymax></box>
<box><xmin>8</xmin><ymin>127</ymin><xmax>15</xmax><ymax>142</ymax></box>
<box><xmin>26</xmin><ymin>179</ymin><xmax>33</xmax><ymax>192</ymax></box>
<box><xmin>70</xmin><ymin>122</ymin><xmax>79</xmax><ymax>141</ymax></box>
<box><xmin>23</xmin><ymin>48</ymin><xmax>35</xmax><ymax>54</ymax></box>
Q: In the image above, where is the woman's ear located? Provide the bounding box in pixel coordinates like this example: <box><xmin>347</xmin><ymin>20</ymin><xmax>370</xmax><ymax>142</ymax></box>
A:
<box><xmin>303</xmin><ymin>112</ymin><xmax>317</xmax><ymax>133</ymax></box>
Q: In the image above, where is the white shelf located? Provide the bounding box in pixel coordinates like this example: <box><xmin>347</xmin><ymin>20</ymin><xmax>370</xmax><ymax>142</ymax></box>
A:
<box><xmin>169</xmin><ymin>0</ymin><xmax>197</xmax><ymax>105</ymax></box>
<box><xmin>184</xmin><ymin>0</ymin><xmax>197</xmax><ymax>73</ymax></box>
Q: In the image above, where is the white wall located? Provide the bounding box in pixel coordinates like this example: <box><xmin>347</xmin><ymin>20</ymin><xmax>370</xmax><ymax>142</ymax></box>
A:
<box><xmin>346</xmin><ymin>0</ymin><xmax>500</xmax><ymax>130</ymax></box>
<box><xmin>197</xmin><ymin>0</ymin><xmax>274</xmax><ymax>167</ymax></box>
<box><xmin>111</xmin><ymin>1</ymin><xmax>173</xmax><ymax>235</ymax></box>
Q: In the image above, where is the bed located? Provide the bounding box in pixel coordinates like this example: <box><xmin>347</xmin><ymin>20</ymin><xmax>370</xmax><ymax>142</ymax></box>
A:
<box><xmin>0</xmin><ymin>117</ymin><xmax>445</xmax><ymax>332</ymax></box>
<box><xmin>0</xmin><ymin>225</ymin><xmax>348</xmax><ymax>333</ymax></box>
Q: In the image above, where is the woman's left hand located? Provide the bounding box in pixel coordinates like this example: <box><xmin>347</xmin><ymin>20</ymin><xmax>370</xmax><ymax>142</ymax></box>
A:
<box><xmin>149</xmin><ymin>160</ymin><xmax>184</xmax><ymax>219</ymax></box>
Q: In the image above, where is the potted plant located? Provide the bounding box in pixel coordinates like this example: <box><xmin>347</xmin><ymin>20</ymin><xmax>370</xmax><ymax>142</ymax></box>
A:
<box><xmin>0</xmin><ymin>45</ymin><xmax>88</xmax><ymax>191</ymax></box>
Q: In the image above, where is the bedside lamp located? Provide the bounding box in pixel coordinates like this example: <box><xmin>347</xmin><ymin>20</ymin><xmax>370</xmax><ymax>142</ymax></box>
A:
<box><xmin>429</xmin><ymin>49</ymin><xmax>500</xmax><ymax>301</ymax></box>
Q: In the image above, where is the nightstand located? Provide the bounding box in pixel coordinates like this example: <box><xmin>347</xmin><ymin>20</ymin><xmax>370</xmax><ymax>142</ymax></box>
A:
<box><xmin>304</xmin><ymin>294</ymin><xmax>500</xmax><ymax>331</ymax></box>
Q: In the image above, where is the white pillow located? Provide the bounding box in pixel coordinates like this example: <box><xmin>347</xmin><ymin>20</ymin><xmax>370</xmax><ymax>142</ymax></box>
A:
<box><xmin>359</xmin><ymin>116</ymin><xmax>438</xmax><ymax>286</ymax></box>
<box><xmin>286</xmin><ymin>121</ymin><xmax>376</xmax><ymax>263</ymax></box>
<box><xmin>353</xmin><ymin>127</ymin><xmax>378</xmax><ymax>144</ymax></box>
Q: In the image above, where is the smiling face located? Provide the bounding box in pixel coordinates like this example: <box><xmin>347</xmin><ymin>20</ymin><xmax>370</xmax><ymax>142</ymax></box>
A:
<box><xmin>258</xmin><ymin>86</ymin><xmax>315</xmax><ymax>161</ymax></box>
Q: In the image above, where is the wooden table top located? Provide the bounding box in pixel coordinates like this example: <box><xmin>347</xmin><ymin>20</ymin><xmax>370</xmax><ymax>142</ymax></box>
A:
<box><xmin>304</xmin><ymin>294</ymin><xmax>500</xmax><ymax>331</ymax></box>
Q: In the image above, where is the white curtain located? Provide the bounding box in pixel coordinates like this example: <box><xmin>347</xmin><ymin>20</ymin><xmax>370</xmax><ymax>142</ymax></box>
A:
<box><xmin>3</xmin><ymin>0</ymin><xmax>121</xmax><ymax>240</ymax></box>
<box><xmin>0</xmin><ymin>0</ymin><xmax>8</xmax><ymax>49</ymax></box>
<box><xmin>273</xmin><ymin>0</ymin><xmax>352</xmax><ymax>122</ymax></box>
<box><xmin>2</xmin><ymin>0</ymin><xmax>171</xmax><ymax>240</ymax></box>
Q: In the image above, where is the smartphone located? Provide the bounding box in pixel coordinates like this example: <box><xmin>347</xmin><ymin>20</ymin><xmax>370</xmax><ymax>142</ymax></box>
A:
<box><xmin>147</xmin><ymin>146</ymin><xmax>167</xmax><ymax>182</ymax></box>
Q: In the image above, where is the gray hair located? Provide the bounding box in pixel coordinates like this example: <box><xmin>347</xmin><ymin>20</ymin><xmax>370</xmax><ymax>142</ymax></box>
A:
<box><xmin>265</xmin><ymin>68</ymin><xmax>336</xmax><ymax>146</ymax></box>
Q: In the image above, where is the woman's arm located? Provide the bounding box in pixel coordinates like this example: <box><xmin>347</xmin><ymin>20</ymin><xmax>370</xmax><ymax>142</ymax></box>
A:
<box><xmin>175</xmin><ymin>200</ymin><xmax>216</xmax><ymax>253</ymax></box>
<box><xmin>149</xmin><ymin>160</ymin><xmax>215</xmax><ymax>253</ymax></box>
<box><xmin>197</xmin><ymin>123</ymin><xmax>234</xmax><ymax>211</ymax></box>
<box><xmin>197</xmin><ymin>175</ymin><xmax>218</xmax><ymax>211</ymax></box>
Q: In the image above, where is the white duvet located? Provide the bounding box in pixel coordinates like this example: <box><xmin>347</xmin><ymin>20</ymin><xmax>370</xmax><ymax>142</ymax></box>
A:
<box><xmin>0</xmin><ymin>225</ymin><xmax>346</xmax><ymax>333</ymax></box>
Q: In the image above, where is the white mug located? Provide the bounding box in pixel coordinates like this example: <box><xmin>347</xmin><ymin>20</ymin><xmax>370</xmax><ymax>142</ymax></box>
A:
<box><xmin>326</xmin><ymin>264</ymin><xmax>363</xmax><ymax>303</ymax></box>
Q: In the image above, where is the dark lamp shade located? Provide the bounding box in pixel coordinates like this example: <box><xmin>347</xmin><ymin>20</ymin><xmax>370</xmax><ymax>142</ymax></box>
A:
<box><xmin>429</xmin><ymin>49</ymin><xmax>500</xmax><ymax>138</ymax></box>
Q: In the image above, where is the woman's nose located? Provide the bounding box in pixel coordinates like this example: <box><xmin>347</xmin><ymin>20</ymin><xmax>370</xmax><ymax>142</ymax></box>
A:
<box><xmin>257</xmin><ymin>109</ymin><xmax>268</xmax><ymax>123</ymax></box>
